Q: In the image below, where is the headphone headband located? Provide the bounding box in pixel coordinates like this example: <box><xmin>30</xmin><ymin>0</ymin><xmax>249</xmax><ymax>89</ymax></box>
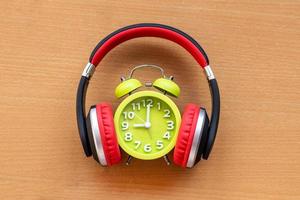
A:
<box><xmin>76</xmin><ymin>23</ymin><xmax>220</xmax><ymax>159</ymax></box>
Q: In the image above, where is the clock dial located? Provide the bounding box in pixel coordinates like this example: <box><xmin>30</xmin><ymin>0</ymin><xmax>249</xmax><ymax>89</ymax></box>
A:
<box><xmin>114</xmin><ymin>91</ymin><xmax>181</xmax><ymax>160</ymax></box>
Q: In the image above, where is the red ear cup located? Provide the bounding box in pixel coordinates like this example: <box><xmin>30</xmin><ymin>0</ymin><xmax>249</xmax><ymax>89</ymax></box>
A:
<box><xmin>86</xmin><ymin>104</ymin><xmax>121</xmax><ymax>166</ymax></box>
<box><xmin>95</xmin><ymin>103</ymin><xmax>121</xmax><ymax>166</ymax></box>
<box><xmin>173</xmin><ymin>104</ymin><xmax>200</xmax><ymax>168</ymax></box>
<box><xmin>186</xmin><ymin>108</ymin><xmax>209</xmax><ymax>167</ymax></box>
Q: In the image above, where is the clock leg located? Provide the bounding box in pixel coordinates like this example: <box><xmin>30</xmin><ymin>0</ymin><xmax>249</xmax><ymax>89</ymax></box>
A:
<box><xmin>126</xmin><ymin>155</ymin><xmax>133</xmax><ymax>165</ymax></box>
<box><xmin>163</xmin><ymin>155</ymin><xmax>171</xmax><ymax>166</ymax></box>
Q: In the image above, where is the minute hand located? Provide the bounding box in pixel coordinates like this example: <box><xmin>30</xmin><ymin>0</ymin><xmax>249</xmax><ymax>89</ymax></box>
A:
<box><xmin>145</xmin><ymin>104</ymin><xmax>151</xmax><ymax>128</ymax></box>
<box><xmin>146</xmin><ymin>105</ymin><xmax>150</xmax><ymax>123</ymax></box>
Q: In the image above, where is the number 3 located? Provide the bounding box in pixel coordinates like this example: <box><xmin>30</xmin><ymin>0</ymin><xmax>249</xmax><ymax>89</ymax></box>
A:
<box><xmin>167</xmin><ymin>120</ymin><xmax>174</xmax><ymax>130</ymax></box>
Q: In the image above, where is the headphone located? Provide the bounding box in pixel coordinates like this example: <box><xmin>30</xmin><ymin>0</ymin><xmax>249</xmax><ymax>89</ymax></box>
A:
<box><xmin>76</xmin><ymin>23</ymin><xmax>220</xmax><ymax>168</ymax></box>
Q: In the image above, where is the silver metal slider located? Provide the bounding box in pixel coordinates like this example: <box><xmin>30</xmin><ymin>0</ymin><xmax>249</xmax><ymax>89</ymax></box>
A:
<box><xmin>82</xmin><ymin>62</ymin><xmax>95</xmax><ymax>79</ymax></box>
<box><xmin>204</xmin><ymin>65</ymin><xmax>215</xmax><ymax>80</ymax></box>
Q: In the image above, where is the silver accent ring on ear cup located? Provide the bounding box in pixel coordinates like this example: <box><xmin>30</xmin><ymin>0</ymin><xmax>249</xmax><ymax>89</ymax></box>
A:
<box><xmin>186</xmin><ymin>109</ymin><xmax>206</xmax><ymax>168</ymax></box>
<box><xmin>90</xmin><ymin>108</ymin><xmax>107</xmax><ymax>166</ymax></box>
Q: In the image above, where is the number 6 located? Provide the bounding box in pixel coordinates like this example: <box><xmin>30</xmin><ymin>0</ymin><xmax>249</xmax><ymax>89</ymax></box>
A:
<box><xmin>144</xmin><ymin>144</ymin><xmax>152</xmax><ymax>152</ymax></box>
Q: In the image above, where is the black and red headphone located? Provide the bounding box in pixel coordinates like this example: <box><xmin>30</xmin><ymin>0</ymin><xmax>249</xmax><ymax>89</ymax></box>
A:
<box><xmin>76</xmin><ymin>23</ymin><xmax>220</xmax><ymax>168</ymax></box>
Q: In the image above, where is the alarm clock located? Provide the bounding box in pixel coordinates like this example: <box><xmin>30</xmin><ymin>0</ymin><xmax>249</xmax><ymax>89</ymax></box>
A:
<box><xmin>114</xmin><ymin>65</ymin><xmax>181</xmax><ymax>160</ymax></box>
<box><xmin>76</xmin><ymin>23</ymin><xmax>220</xmax><ymax>168</ymax></box>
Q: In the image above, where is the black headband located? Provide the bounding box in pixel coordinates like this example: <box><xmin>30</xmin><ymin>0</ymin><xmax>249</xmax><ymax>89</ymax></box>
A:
<box><xmin>76</xmin><ymin>23</ymin><xmax>220</xmax><ymax>159</ymax></box>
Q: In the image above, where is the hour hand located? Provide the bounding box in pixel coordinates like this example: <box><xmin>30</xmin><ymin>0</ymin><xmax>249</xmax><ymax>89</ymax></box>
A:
<box><xmin>133</xmin><ymin>124</ymin><xmax>145</xmax><ymax>128</ymax></box>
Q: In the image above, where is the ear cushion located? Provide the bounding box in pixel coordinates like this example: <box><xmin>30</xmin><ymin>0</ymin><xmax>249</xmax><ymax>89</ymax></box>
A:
<box><xmin>96</xmin><ymin>103</ymin><xmax>121</xmax><ymax>166</ymax></box>
<box><xmin>173</xmin><ymin>104</ymin><xmax>200</xmax><ymax>167</ymax></box>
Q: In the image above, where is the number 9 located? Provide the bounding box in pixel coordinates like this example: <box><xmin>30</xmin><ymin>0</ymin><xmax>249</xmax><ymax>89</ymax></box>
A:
<box><xmin>122</xmin><ymin>121</ymin><xmax>129</xmax><ymax>130</ymax></box>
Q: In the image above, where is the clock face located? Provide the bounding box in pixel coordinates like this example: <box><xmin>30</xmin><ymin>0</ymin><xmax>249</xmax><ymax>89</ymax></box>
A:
<box><xmin>114</xmin><ymin>91</ymin><xmax>181</xmax><ymax>160</ymax></box>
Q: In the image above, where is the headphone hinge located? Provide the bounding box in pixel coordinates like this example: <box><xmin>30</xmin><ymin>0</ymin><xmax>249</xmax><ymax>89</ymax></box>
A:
<box><xmin>82</xmin><ymin>62</ymin><xmax>95</xmax><ymax>79</ymax></box>
<box><xmin>204</xmin><ymin>65</ymin><xmax>215</xmax><ymax>80</ymax></box>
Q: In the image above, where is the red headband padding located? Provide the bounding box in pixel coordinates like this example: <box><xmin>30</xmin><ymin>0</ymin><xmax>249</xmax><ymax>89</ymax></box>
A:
<box><xmin>90</xmin><ymin>27</ymin><xmax>208</xmax><ymax>68</ymax></box>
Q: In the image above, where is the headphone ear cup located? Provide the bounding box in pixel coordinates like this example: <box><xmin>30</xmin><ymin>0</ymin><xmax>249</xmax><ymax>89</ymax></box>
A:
<box><xmin>187</xmin><ymin>108</ymin><xmax>209</xmax><ymax>167</ymax></box>
<box><xmin>86</xmin><ymin>106</ymin><xmax>100</xmax><ymax>163</ymax></box>
<box><xmin>173</xmin><ymin>104</ymin><xmax>200</xmax><ymax>168</ymax></box>
<box><xmin>86</xmin><ymin>103</ymin><xmax>121</xmax><ymax>166</ymax></box>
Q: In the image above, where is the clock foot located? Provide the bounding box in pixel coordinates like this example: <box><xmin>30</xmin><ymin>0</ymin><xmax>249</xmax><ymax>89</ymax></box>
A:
<box><xmin>126</xmin><ymin>156</ymin><xmax>133</xmax><ymax>165</ymax></box>
<box><xmin>163</xmin><ymin>155</ymin><xmax>171</xmax><ymax>166</ymax></box>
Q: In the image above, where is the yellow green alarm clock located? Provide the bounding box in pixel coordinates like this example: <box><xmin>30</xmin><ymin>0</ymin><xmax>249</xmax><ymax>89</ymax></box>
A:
<box><xmin>114</xmin><ymin>65</ymin><xmax>181</xmax><ymax>160</ymax></box>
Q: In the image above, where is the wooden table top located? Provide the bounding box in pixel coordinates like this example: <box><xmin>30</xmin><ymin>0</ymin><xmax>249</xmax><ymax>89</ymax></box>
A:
<box><xmin>0</xmin><ymin>1</ymin><xmax>299</xmax><ymax>199</ymax></box>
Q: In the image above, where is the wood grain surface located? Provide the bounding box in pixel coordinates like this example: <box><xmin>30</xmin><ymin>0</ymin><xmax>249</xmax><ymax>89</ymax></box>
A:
<box><xmin>0</xmin><ymin>0</ymin><xmax>299</xmax><ymax>199</ymax></box>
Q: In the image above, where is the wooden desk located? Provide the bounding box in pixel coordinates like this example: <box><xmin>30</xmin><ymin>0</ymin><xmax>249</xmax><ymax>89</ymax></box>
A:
<box><xmin>0</xmin><ymin>1</ymin><xmax>299</xmax><ymax>199</ymax></box>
